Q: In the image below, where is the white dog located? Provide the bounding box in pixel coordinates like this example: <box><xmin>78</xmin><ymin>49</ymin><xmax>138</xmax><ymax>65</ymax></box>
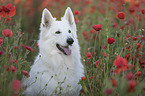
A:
<box><xmin>22</xmin><ymin>7</ymin><xmax>84</xmax><ymax>96</ymax></box>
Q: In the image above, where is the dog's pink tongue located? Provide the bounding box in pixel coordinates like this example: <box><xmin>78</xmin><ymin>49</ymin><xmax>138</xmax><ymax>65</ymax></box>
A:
<box><xmin>62</xmin><ymin>47</ymin><xmax>71</xmax><ymax>55</ymax></box>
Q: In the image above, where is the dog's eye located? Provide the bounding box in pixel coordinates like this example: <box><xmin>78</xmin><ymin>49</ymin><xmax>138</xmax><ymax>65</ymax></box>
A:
<box><xmin>68</xmin><ymin>30</ymin><xmax>71</xmax><ymax>33</ymax></box>
<box><xmin>55</xmin><ymin>31</ymin><xmax>61</xmax><ymax>34</ymax></box>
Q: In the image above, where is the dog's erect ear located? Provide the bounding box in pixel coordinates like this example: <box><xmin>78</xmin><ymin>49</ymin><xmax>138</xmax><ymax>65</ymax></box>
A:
<box><xmin>41</xmin><ymin>8</ymin><xmax>54</xmax><ymax>27</ymax></box>
<box><xmin>62</xmin><ymin>7</ymin><xmax>76</xmax><ymax>31</ymax></box>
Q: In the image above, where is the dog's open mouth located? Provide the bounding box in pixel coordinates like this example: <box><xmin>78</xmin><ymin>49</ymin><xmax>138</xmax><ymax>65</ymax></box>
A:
<box><xmin>56</xmin><ymin>44</ymin><xmax>71</xmax><ymax>55</ymax></box>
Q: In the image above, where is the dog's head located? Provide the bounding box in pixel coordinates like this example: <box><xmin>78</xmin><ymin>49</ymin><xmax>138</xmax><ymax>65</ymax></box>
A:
<box><xmin>39</xmin><ymin>7</ymin><xmax>77</xmax><ymax>56</ymax></box>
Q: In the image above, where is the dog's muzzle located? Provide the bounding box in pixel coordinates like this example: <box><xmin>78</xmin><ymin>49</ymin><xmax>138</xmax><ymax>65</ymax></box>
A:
<box><xmin>56</xmin><ymin>44</ymin><xmax>71</xmax><ymax>55</ymax></box>
<box><xmin>56</xmin><ymin>38</ymin><xmax>74</xmax><ymax>55</ymax></box>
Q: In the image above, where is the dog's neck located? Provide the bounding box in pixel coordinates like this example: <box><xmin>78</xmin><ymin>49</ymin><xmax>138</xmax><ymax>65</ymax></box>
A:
<box><xmin>39</xmin><ymin>50</ymin><xmax>75</xmax><ymax>68</ymax></box>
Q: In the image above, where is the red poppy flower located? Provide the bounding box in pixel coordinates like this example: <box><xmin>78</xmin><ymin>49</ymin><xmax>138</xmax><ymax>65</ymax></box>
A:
<box><xmin>95</xmin><ymin>60</ymin><xmax>99</xmax><ymax>67</ymax></box>
<box><xmin>25</xmin><ymin>46</ymin><xmax>32</xmax><ymax>51</ymax></box>
<box><xmin>91</xmin><ymin>6</ymin><xmax>95</xmax><ymax>13</ymax></box>
<box><xmin>14</xmin><ymin>46</ymin><xmax>19</xmax><ymax>49</ymax></box>
<box><xmin>12</xmin><ymin>66</ymin><xmax>17</xmax><ymax>72</ymax></box>
<box><xmin>35</xmin><ymin>43</ymin><xmax>39</xmax><ymax>47</ymax></box>
<box><xmin>103</xmin><ymin>52</ymin><xmax>107</xmax><ymax>58</ymax></box>
<box><xmin>82</xmin><ymin>31</ymin><xmax>89</xmax><ymax>39</ymax></box>
<box><xmin>105</xmin><ymin>88</ymin><xmax>113</xmax><ymax>95</ymax></box>
<box><xmin>99</xmin><ymin>9</ymin><xmax>105</xmax><ymax>14</ymax></box>
<box><xmin>0</xmin><ymin>3</ymin><xmax>16</xmax><ymax>18</ymax></box>
<box><xmin>112</xmin><ymin>22</ymin><xmax>118</xmax><ymax>28</ymax></box>
<box><xmin>74</xmin><ymin>17</ymin><xmax>80</xmax><ymax>23</ymax></box>
<box><xmin>80</xmin><ymin>89</ymin><xmax>85</xmax><ymax>94</ymax></box>
<box><xmin>6</xmin><ymin>17</ymin><xmax>12</xmax><ymax>22</ymax></box>
<box><xmin>125</xmin><ymin>72</ymin><xmax>134</xmax><ymax>80</ymax></box>
<box><xmin>113</xmin><ymin>55</ymin><xmax>128</xmax><ymax>74</ymax></box>
<box><xmin>14</xmin><ymin>0</ymin><xmax>21</xmax><ymax>4</ymax></box>
<box><xmin>102</xmin><ymin>45</ymin><xmax>106</xmax><ymax>49</ymax></box>
<box><xmin>92</xmin><ymin>24</ymin><xmax>102</xmax><ymax>31</ymax></box>
<box><xmin>117</xmin><ymin>12</ymin><xmax>125</xmax><ymax>19</ymax></box>
<box><xmin>119</xmin><ymin>26</ymin><xmax>125</xmax><ymax>30</ymax></box>
<box><xmin>0</xmin><ymin>51</ymin><xmax>4</xmax><ymax>55</ymax></box>
<box><xmin>136</xmin><ymin>43</ymin><xmax>142</xmax><ymax>49</ymax></box>
<box><xmin>128</xmin><ymin>80</ymin><xmax>136</xmax><ymax>93</ymax></box>
<box><xmin>81</xmin><ymin>77</ymin><xmax>86</xmax><ymax>80</ymax></box>
<box><xmin>132</xmin><ymin>36</ymin><xmax>138</xmax><ymax>41</ymax></box>
<box><xmin>12</xmin><ymin>80</ymin><xmax>21</xmax><ymax>92</ymax></box>
<box><xmin>88</xmin><ymin>76</ymin><xmax>94</xmax><ymax>80</ymax></box>
<box><xmin>22</xmin><ymin>70</ymin><xmax>29</xmax><ymax>78</ymax></box>
<box><xmin>129</xmin><ymin>7</ymin><xmax>135</xmax><ymax>13</ymax></box>
<box><xmin>86</xmin><ymin>52</ymin><xmax>92</xmax><ymax>59</ymax></box>
<box><xmin>141</xmin><ymin>9</ymin><xmax>145</xmax><ymax>14</ymax></box>
<box><xmin>143</xmin><ymin>86</ymin><xmax>145</xmax><ymax>91</ymax></box>
<box><xmin>82</xmin><ymin>31</ymin><xmax>88</xmax><ymax>36</ymax></box>
<box><xmin>3</xmin><ymin>65</ymin><xmax>11</xmax><ymax>72</ymax></box>
<box><xmin>0</xmin><ymin>38</ymin><xmax>4</xmax><ymax>46</ymax></box>
<box><xmin>107</xmin><ymin>38</ymin><xmax>115</xmax><ymax>44</ymax></box>
<box><xmin>89</xmin><ymin>29</ymin><xmax>96</xmax><ymax>34</ymax></box>
<box><xmin>73</xmin><ymin>10</ymin><xmax>80</xmax><ymax>15</ymax></box>
<box><xmin>125</xmin><ymin>53</ymin><xmax>130</xmax><ymax>61</ymax></box>
<box><xmin>2</xmin><ymin>29</ymin><xmax>13</xmax><ymax>37</ymax></box>
<box><xmin>21</xmin><ymin>44</ymin><xmax>25</xmax><ymax>48</ymax></box>
<box><xmin>137</xmin><ymin>71</ymin><xmax>141</xmax><ymax>77</ymax></box>
<box><xmin>85</xmin><ymin>0</ymin><xmax>91</xmax><ymax>5</ymax></box>
<box><xmin>110</xmin><ymin>78</ymin><xmax>117</xmax><ymax>87</ymax></box>
<box><xmin>15</xmin><ymin>59</ymin><xmax>17</xmax><ymax>64</ymax></box>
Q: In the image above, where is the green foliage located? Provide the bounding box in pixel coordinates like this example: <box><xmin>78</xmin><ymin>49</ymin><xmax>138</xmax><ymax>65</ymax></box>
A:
<box><xmin>0</xmin><ymin>0</ymin><xmax>145</xmax><ymax>96</ymax></box>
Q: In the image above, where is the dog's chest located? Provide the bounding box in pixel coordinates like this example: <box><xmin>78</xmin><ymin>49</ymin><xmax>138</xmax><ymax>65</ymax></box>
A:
<box><xmin>49</xmin><ymin>56</ymin><xmax>76</xmax><ymax>81</ymax></box>
<box><xmin>35</xmin><ymin>55</ymin><xmax>78</xmax><ymax>81</ymax></box>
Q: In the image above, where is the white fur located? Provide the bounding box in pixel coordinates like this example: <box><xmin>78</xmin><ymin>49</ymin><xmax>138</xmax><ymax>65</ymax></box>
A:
<box><xmin>22</xmin><ymin>7</ymin><xmax>84</xmax><ymax>96</ymax></box>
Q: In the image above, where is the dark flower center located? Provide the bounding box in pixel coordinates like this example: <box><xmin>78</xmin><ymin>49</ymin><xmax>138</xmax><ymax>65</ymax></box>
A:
<box><xmin>0</xmin><ymin>8</ymin><xmax>2</xmax><ymax>12</ymax></box>
<box><xmin>3</xmin><ymin>6</ymin><xmax>10</xmax><ymax>12</ymax></box>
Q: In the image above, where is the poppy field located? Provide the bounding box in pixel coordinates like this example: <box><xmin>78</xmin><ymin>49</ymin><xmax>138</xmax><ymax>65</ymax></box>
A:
<box><xmin>0</xmin><ymin>0</ymin><xmax>145</xmax><ymax>96</ymax></box>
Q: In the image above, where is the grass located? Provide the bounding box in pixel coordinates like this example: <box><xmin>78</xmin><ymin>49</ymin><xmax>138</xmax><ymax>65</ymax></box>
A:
<box><xmin>0</xmin><ymin>0</ymin><xmax>145</xmax><ymax>96</ymax></box>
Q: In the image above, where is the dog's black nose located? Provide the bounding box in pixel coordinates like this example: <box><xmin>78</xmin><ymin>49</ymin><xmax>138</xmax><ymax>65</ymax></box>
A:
<box><xmin>67</xmin><ymin>38</ymin><xmax>74</xmax><ymax>45</ymax></box>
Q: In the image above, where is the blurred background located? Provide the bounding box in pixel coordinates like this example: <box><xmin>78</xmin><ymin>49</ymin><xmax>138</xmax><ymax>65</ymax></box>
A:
<box><xmin>0</xmin><ymin>0</ymin><xmax>145</xmax><ymax>96</ymax></box>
